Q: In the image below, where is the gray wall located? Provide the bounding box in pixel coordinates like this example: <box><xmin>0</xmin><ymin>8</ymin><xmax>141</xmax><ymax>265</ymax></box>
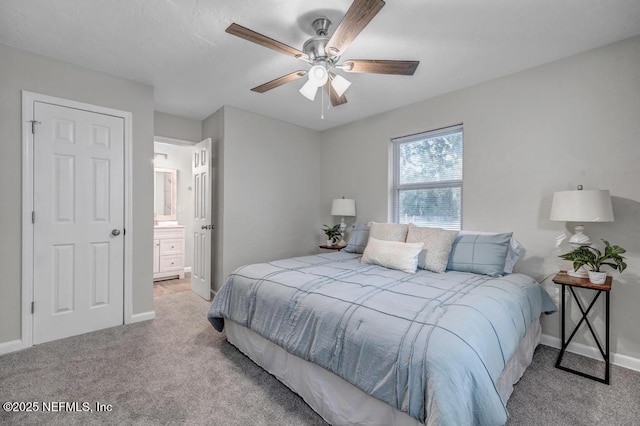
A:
<box><xmin>212</xmin><ymin>106</ymin><xmax>323</xmax><ymax>291</ymax></box>
<box><xmin>153</xmin><ymin>142</ymin><xmax>195</xmax><ymax>268</ymax></box>
<box><xmin>320</xmin><ymin>36</ymin><xmax>640</xmax><ymax>359</ymax></box>
<box><xmin>0</xmin><ymin>43</ymin><xmax>155</xmax><ymax>345</ymax></box>
<box><xmin>3</xmin><ymin>33</ymin><xmax>638</xmax><ymax>364</ymax></box>
<box><xmin>154</xmin><ymin>111</ymin><xmax>202</xmax><ymax>142</ymax></box>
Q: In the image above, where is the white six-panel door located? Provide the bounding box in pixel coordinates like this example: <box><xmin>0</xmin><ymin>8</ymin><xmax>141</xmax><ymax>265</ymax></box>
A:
<box><xmin>33</xmin><ymin>101</ymin><xmax>125</xmax><ymax>344</ymax></box>
<box><xmin>191</xmin><ymin>138</ymin><xmax>213</xmax><ymax>300</ymax></box>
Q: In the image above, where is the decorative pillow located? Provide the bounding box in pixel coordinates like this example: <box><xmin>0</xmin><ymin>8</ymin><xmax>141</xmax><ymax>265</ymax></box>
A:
<box><xmin>361</xmin><ymin>237</ymin><xmax>424</xmax><ymax>274</ymax></box>
<box><xmin>369</xmin><ymin>222</ymin><xmax>409</xmax><ymax>242</ymax></box>
<box><xmin>405</xmin><ymin>224</ymin><xmax>459</xmax><ymax>273</ymax></box>
<box><xmin>505</xmin><ymin>238</ymin><xmax>524</xmax><ymax>273</ymax></box>
<box><xmin>458</xmin><ymin>231</ymin><xmax>524</xmax><ymax>273</ymax></box>
<box><xmin>446</xmin><ymin>233</ymin><xmax>513</xmax><ymax>276</ymax></box>
<box><xmin>344</xmin><ymin>224</ymin><xmax>370</xmax><ymax>254</ymax></box>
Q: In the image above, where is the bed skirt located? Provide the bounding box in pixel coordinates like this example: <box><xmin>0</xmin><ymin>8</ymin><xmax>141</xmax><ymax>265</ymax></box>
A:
<box><xmin>225</xmin><ymin>319</ymin><xmax>541</xmax><ymax>425</ymax></box>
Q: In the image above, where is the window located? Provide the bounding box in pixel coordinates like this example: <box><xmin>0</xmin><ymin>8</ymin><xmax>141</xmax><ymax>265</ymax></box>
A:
<box><xmin>392</xmin><ymin>125</ymin><xmax>463</xmax><ymax>230</ymax></box>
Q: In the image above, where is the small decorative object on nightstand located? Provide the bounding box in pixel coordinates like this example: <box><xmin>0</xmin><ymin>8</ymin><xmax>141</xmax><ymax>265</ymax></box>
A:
<box><xmin>552</xmin><ymin>271</ymin><xmax>612</xmax><ymax>384</ymax></box>
<box><xmin>322</xmin><ymin>224</ymin><xmax>342</xmax><ymax>247</ymax></box>
<box><xmin>558</xmin><ymin>239</ymin><xmax>627</xmax><ymax>285</ymax></box>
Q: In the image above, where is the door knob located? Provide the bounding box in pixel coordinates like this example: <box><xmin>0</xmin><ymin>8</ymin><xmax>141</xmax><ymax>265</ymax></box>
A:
<box><xmin>111</xmin><ymin>229</ymin><xmax>121</xmax><ymax>236</ymax></box>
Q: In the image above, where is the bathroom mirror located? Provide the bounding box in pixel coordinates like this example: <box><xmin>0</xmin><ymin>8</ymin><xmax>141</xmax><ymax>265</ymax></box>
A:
<box><xmin>154</xmin><ymin>167</ymin><xmax>177</xmax><ymax>221</ymax></box>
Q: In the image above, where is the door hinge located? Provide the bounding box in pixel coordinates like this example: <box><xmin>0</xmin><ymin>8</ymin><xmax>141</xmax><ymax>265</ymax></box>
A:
<box><xmin>31</xmin><ymin>211</ymin><xmax>35</xmax><ymax>224</ymax></box>
<box><xmin>123</xmin><ymin>228</ymin><xmax>126</xmax><ymax>235</ymax></box>
<box><xmin>31</xmin><ymin>301</ymin><xmax>34</xmax><ymax>314</ymax></box>
<box><xmin>28</xmin><ymin>120</ymin><xmax>41</xmax><ymax>134</ymax></box>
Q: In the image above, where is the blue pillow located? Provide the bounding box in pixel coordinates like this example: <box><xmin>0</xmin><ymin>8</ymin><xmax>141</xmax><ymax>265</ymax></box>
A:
<box><xmin>446</xmin><ymin>233</ymin><xmax>512</xmax><ymax>276</ymax></box>
<box><xmin>344</xmin><ymin>224</ymin><xmax>370</xmax><ymax>254</ymax></box>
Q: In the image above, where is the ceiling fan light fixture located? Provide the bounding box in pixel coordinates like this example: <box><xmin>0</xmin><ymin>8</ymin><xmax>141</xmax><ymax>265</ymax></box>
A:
<box><xmin>308</xmin><ymin>64</ymin><xmax>328</xmax><ymax>86</ymax></box>
<box><xmin>299</xmin><ymin>79</ymin><xmax>319</xmax><ymax>101</ymax></box>
<box><xmin>331</xmin><ymin>74</ymin><xmax>351</xmax><ymax>97</ymax></box>
<box><xmin>228</xmin><ymin>1</ymin><xmax>420</xmax><ymax>110</ymax></box>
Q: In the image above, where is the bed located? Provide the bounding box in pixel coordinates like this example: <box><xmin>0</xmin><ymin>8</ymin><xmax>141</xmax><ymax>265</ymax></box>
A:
<box><xmin>208</xmin><ymin>251</ymin><xmax>556</xmax><ymax>425</ymax></box>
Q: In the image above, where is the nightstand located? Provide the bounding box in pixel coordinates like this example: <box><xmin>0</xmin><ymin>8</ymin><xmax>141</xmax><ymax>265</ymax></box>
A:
<box><xmin>319</xmin><ymin>244</ymin><xmax>344</xmax><ymax>251</ymax></box>
<box><xmin>552</xmin><ymin>271</ymin><xmax>612</xmax><ymax>384</ymax></box>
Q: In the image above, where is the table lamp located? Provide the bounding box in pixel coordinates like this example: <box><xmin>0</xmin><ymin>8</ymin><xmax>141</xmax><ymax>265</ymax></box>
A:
<box><xmin>331</xmin><ymin>197</ymin><xmax>356</xmax><ymax>246</ymax></box>
<box><xmin>550</xmin><ymin>185</ymin><xmax>614</xmax><ymax>276</ymax></box>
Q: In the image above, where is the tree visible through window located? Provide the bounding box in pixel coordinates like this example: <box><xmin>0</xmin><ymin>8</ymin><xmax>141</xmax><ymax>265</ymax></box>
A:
<box><xmin>392</xmin><ymin>125</ymin><xmax>463</xmax><ymax>230</ymax></box>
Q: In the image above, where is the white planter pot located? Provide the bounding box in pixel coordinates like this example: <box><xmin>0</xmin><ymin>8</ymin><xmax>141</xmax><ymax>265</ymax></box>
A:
<box><xmin>326</xmin><ymin>240</ymin><xmax>333</xmax><ymax>247</ymax></box>
<box><xmin>588</xmin><ymin>271</ymin><xmax>607</xmax><ymax>285</ymax></box>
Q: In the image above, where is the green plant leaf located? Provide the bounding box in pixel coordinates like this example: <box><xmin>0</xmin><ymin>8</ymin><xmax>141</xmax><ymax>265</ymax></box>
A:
<box><xmin>559</xmin><ymin>239</ymin><xmax>627</xmax><ymax>275</ymax></box>
<box><xmin>572</xmin><ymin>261</ymin><xmax>582</xmax><ymax>272</ymax></box>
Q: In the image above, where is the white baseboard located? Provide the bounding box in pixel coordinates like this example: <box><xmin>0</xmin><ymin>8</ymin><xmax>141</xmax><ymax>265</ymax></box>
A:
<box><xmin>130</xmin><ymin>310</ymin><xmax>156</xmax><ymax>323</ymax></box>
<box><xmin>0</xmin><ymin>339</ymin><xmax>23</xmax><ymax>356</ymax></box>
<box><xmin>184</xmin><ymin>266</ymin><xmax>192</xmax><ymax>273</ymax></box>
<box><xmin>541</xmin><ymin>334</ymin><xmax>640</xmax><ymax>373</ymax></box>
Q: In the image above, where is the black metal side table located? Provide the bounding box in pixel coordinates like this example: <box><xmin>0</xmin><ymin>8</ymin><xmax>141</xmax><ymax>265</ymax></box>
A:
<box><xmin>552</xmin><ymin>271</ymin><xmax>612</xmax><ymax>384</ymax></box>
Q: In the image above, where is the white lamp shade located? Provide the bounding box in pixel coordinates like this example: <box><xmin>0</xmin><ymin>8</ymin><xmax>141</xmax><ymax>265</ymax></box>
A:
<box><xmin>331</xmin><ymin>74</ymin><xmax>351</xmax><ymax>97</ymax></box>
<box><xmin>331</xmin><ymin>198</ymin><xmax>356</xmax><ymax>217</ymax></box>
<box><xmin>299</xmin><ymin>79</ymin><xmax>319</xmax><ymax>101</ymax></box>
<box><xmin>308</xmin><ymin>65</ymin><xmax>328</xmax><ymax>86</ymax></box>
<box><xmin>550</xmin><ymin>189</ymin><xmax>614</xmax><ymax>222</ymax></box>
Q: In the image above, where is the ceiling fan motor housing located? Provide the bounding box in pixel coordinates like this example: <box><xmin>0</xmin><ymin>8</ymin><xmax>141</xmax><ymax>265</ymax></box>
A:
<box><xmin>303</xmin><ymin>36</ymin><xmax>330</xmax><ymax>62</ymax></box>
<box><xmin>303</xmin><ymin>17</ymin><xmax>340</xmax><ymax>64</ymax></box>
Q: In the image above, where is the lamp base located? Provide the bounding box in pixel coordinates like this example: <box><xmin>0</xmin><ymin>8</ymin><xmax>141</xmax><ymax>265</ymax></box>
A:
<box><xmin>338</xmin><ymin>217</ymin><xmax>347</xmax><ymax>247</ymax></box>
<box><xmin>568</xmin><ymin>224</ymin><xmax>591</xmax><ymax>246</ymax></box>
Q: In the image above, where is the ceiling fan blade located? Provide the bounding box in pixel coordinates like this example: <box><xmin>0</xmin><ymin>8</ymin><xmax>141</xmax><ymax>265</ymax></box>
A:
<box><xmin>326</xmin><ymin>73</ymin><xmax>348</xmax><ymax>106</ymax></box>
<box><xmin>326</xmin><ymin>0</ymin><xmax>385</xmax><ymax>56</ymax></box>
<box><xmin>343</xmin><ymin>60</ymin><xmax>419</xmax><ymax>75</ymax></box>
<box><xmin>251</xmin><ymin>71</ymin><xmax>307</xmax><ymax>93</ymax></box>
<box><xmin>226</xmin><ymin>23</ymin><xmax>305</xmax><ymax>59</ymax></box>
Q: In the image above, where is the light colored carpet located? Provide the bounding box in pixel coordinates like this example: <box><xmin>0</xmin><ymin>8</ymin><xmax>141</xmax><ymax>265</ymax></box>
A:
<box><xmin>0</xmin><ymin>292</ymin><xmax>326</xmax><ymax>426</ymax></box>
<box><xmin>1</xmin><ymin>291</ymin><xmax>639</xmax><ymax>425</ymax></box>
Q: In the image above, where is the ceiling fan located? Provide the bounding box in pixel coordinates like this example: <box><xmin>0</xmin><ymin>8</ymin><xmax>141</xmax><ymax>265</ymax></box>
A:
<box><xmin>226</xmin><ymin>0</ymin><xmax>419</xmax><ymax>108</ymax></box>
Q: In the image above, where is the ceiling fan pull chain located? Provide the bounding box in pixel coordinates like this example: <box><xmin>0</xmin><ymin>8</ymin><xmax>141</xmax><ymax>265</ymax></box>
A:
<box><xmin>321</xmin><ymin>88</ymin><xmax>325</xmax><ymax>119</ymax></box>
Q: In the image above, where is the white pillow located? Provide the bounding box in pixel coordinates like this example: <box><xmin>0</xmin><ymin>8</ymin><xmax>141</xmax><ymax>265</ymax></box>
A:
<box><xmin>458</xmin><ymin>230</ymin><xmax>524</xmax><ymax>273</ymax></box>
<box><xmin>361</xmin><ymin>237</ymin><xmax>424</xmax><ymax>274</ymax></box>
<box><xmin>368</xmin><ymin>222</ymin><xmax>409</xmax><ymax>242</ymax></box>
<box><xmin>406</xmin><ymin>225</ymin><xmax>459</xmax><ymax>273</ymax></box>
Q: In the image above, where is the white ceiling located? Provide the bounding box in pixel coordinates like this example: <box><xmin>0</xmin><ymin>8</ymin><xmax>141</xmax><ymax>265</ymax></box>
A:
<box><xmin>2</xmin><ymin>0</ymin><xmax>640</xmax><ymax>131</ymax></box>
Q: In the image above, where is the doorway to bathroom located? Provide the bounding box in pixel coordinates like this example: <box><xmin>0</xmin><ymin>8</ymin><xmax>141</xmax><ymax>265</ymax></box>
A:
<box><xmin>153</xmin><ymin>137</ymin><xmax>214</xmax><ymax>300</ymax></box>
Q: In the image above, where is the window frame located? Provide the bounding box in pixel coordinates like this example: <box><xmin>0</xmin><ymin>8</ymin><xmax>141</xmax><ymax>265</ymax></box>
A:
<box><xmin>391</xmin><ymin>124</ymin><xmax>464</xmax><ymax>229</ymax></box>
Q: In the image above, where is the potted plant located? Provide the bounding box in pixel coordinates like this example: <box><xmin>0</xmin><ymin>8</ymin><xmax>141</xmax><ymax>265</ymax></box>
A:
<box><xmin>559</xmin><ymin>239</ymin><xmax>627</xmax><ymax>284</ymax></box>
<box><xmin>322</xmin><ymin>224</ymin><xmax>342</xmax><ymax>247</ymax></box>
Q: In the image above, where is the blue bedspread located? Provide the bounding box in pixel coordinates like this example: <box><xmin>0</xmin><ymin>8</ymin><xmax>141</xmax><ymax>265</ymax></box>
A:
<box><xmin>208</xmin><ymin>252</ymin><xmax>556</xmax><ymax>425</ymax></box>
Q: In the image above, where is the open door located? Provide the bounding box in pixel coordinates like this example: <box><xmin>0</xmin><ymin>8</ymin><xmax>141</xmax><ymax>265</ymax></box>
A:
<box><xmin>191</xmin><ymin>138</ymin><xmax>214</xmax><ymax>300</ymax></box>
